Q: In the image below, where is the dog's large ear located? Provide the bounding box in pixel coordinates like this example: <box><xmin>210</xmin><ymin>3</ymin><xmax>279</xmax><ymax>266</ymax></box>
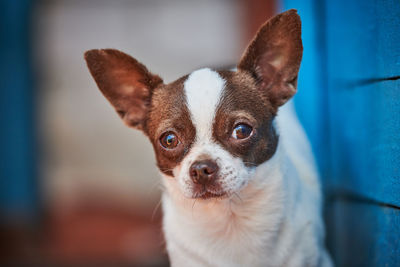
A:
<box><xmin>238</xmin><ymin>9</ymin><xmax>302</xmax><ymax>109</ymax></box>
<box><xmin>84</xmin><ymin>49</ymin><xmax>163</xmax><ymax>130</ymax></box>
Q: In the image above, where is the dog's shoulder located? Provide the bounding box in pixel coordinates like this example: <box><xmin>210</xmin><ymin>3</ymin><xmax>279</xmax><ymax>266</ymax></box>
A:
<box><xmin>275</xmin><ymin>100</ymin><xmax>321</xmax><ymax>194</ymax></box>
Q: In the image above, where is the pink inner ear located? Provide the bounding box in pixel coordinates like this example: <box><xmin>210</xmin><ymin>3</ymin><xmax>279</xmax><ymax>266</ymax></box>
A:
<box><xmin>257</xmin><ymin>48</ymin><xmax>285</xmax><ymax>86</ymax></box>
<box><xmin>268</xmin><ymin>53</ymin><xmax>285</xmax><ymax>69</ymax></box>
<box><xmin>123</xmin><ymin>105</ymin><xmax>148</xmax><ymax>127</ymax></box>
<box><xmin>119</xmin><ymin>84</ymin><xmax>135</xmax><ymax>95</ymax></box>
<box><xmin>263</xmin><ymin>42</ymin><xmax>290</xmax><ymax>70</ymax></box>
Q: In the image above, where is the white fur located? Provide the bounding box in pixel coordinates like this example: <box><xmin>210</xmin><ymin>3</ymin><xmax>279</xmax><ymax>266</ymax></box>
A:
<box><xmin>184</xmin><ymin>68</ymin><xmax>225</xmax><ymax>141</ymax></box>
<box><xmin>161</xmin><ymin>69</ymin><xmax>332</xmax><ymax>266</ymax></box>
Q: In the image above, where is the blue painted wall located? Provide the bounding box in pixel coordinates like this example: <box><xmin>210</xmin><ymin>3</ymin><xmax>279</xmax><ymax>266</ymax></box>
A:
<box><xmin>0</xmin><ymin>0</ymin><xmax>39</xmax><ymax>224</ymax></box>
<box><xmin>283</xmin><ymin>0</ymin><xmax>400</xmax><ymax>265</ymax></box>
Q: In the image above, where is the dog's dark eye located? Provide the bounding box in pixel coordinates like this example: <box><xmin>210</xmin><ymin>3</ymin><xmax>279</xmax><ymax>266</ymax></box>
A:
<box><xmin>160</xmin><ymin>132</ymin><xmax>179</xmax><ymax>149</ymax></box>
<box><xmin>231</xmin><ymin>124</ymin><xmax>253</xmax><ymax>140</ymax></box>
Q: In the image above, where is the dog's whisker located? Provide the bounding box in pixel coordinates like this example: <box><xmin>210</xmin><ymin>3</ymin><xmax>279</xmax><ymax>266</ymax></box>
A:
<box><xmin>160</xmin><ymin>167</ymin><xmax>175</xmax><ymax>173</ymax></box>
<box><xmin>242</xmin><ymin>161</ymin><xmax>258</xmax><ymax>166</ymax></box>
<box><xmin>233</xmin><ymin>192</ymin><xmax>244</xmax><ymax>204</ymax></box>
<box><xmin>191</xmin><ymin>199</ymin><xmax>198</xmax><ymax>217</ymax></box>
<box><xmin>151</xmin><ymin>197</ymin><xmax>162</xmax><ymax>222</ymax></box>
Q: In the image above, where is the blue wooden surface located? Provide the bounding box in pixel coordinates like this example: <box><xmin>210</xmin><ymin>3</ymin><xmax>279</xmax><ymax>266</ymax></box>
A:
<box><xmin>0</xmin><ymin>0</ymin><xmax>38</xmax><ymax>223</ymax></box>
<box><xmin>325</xmin><ymin>0</ymin><xmax>400</xmax><ymax>81</ymax></box>
<box><xmin>327</xmin><ymin>201</ymin><xmax>400</xmax><ymax>267</ymax></box>
<box><xmin>283</xmin><ymin>0</ymin><xmax>400</xmax><ymax>265</ymax></box>
<box><xmin>325</xmin><ymin>0</ymin><xmax>400</xmax><ymax>206</ymax></box>
<box><xmin>328</xmin><ymin>79</ymin><xmax>400</xmax><ymax>206</ymax></box>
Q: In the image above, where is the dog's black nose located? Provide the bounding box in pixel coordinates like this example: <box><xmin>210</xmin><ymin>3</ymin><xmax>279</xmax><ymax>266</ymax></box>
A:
<box><xmin>189</xmin><ymin>160</ymin><xmax>219</xmax><ymax>185</ymax></box>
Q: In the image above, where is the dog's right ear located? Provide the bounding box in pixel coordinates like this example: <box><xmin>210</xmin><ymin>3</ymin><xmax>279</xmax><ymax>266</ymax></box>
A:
<box><xmin>84</xmin><ymin>49</ymin><xmax>163</xmax><ymax>130</ymax></box>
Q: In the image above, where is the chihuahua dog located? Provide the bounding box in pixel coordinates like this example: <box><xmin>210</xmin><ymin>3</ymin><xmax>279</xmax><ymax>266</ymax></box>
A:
<box><xmin>85</xmin><ymin>9</ymin><xmax>332</xmax><ymax>267</ymax></box>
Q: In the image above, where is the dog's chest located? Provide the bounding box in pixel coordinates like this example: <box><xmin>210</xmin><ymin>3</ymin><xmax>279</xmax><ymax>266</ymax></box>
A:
<box><xmin>162</xmin><ymin>185</ymin><xmax>285</xmax><ymax>267</ymax></box>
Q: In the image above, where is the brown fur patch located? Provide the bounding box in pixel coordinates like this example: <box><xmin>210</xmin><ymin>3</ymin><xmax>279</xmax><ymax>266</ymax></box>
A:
<box><xmin>145</xmin><ymin>76</ymin><xmax>196</xmax><ymax>176</ymax></box>
<box><xmin>213</xmin><ymin>70</ymin><xmax>278</xmax><ymax>167</ymax></box>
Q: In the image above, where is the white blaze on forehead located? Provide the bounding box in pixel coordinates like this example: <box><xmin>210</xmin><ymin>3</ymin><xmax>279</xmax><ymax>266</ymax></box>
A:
<box><xmin>184</xmin><ymin>68</ymin><xmax>225</xmax><ymax>141</ymax></box>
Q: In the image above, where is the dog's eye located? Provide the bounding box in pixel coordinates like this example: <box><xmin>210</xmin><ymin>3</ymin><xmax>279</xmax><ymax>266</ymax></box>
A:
<box><xmin>160</xmin><ymin>132</ymin><xmax>179</xmax><ymax>149</ymax></box>
<box><xmin>231</xmin><ymin>124</ymin><xmax>253</xmax><ymax>140</ymax></box>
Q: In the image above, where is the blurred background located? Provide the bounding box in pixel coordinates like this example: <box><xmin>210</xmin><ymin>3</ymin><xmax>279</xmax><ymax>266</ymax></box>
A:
<box><xmin>0</xmin><ymin>0</ymin><xmax>399</xmax><ymax>266</ymax></box>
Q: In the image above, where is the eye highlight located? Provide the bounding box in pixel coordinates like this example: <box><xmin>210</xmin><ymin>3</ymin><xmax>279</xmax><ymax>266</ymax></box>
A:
<box><xmin>231</xmin><ymin>124</ymin><xmax>253</xmax><ymax>140</ymax></box>
<box><xmin>160</xmin><ymin>132</ymin><xmax>179</xmax><ymax>149</ymax></box>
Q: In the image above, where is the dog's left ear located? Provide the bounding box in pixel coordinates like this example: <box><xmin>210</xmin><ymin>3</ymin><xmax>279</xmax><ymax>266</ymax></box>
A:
<box><xmin>84</xmin><ymin>49</ymin><xmax>163</xmax><ymax>131</ymax></box>
<box><xmin>238</xmin><ymin>9</ymin><xmax>303</xmax><ymax>109</ymax></box>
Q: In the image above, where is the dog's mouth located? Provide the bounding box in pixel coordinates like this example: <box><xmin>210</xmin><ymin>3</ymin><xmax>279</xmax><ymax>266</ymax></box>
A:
<box><xmin>192</xmin><ymin>186</ymin><xmax>227</xmax><ymax>200</ymax></box>
<box><xmin>199</xmin><ymin>191</ymin><xmax>227</xmax><ymax>199</ymax></box>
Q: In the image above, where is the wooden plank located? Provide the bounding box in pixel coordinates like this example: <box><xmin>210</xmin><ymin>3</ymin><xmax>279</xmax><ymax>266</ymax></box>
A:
<box><xmin>325</xmin><ymin>0</ymin><xmax>400</xmax><ymax>206</ymax></box>
<box><xmin>0</xmin><ymin>0</ymin><xmax>38</xmax><ymax>221</ymax></box>
<box><xmin>325</xmin><ymin>0</ymin><xmax>400</xmax><ymax>82</ymax></box>
<box><xmin>376</xmin><ymin>0</ymin><xmax>400</xmax><ymax>77</ymax></box>
<box><xmin>326</xmin><ymin>200</ymin><xmax>400</xmax><ymax>266</ymax></box>
<box><xmin>327</xmin><ymin>79</ymin><xmax>400</xmax><ymax>207</ymax></box>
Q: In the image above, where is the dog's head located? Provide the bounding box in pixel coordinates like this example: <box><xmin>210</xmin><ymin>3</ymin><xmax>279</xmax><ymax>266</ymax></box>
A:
<box><xmin>84</xmin><ymin>10</ymin><xmax>302</xmax><ymax>199</ymax></box>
